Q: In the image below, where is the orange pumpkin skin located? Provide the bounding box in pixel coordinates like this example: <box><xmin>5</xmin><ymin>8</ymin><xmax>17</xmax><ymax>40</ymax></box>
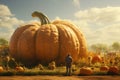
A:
<box><xmin>80</xmin><ymin>67</ymin><xmax>93</xmax><ymax>75</ymax></box>
<box><xmin>100</xmin><ymin>66</ymin><xmax>109</xmax><ymax>71</ymax></box>
<box><xmin>15</xmin><ymin>66</ymin><xmax>24</xmax><ymax>72</ymax></box>
<box><xmin>9</xmin><ymin>23</ymin><xmax>40</xmax><ymax>67</ymax></box>
<box><xmin>0</xmin><ymin>66</ymin><xmax>3</xmax><ymax>72</ymax></box>
<box><xmin>108</xmin><ymin>66</ymin><xmax>119</xmax><ymax>74</ymax></box>
<box><xmin>9</xmin><ymin>11</ymin><xmax>87</xmax><ymax>67</ymax></box>
<box><xmin>91</xmin><ymin>55</ymin><xmax>102</xmax><ymax>64</ymax></box>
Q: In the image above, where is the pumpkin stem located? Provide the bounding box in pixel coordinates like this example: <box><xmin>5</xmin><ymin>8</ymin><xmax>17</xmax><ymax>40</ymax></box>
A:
<box><xmin>32</xmin><ymin>11</ymin><xmax>50</xmax><ymax>25</ymax></box>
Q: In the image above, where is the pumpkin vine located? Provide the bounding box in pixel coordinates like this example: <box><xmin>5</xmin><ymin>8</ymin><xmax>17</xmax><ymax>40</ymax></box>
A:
<box><xmin>32</xmin><ymin>11</ymin><xmax>50</xmax><ymax>25</ymax></box>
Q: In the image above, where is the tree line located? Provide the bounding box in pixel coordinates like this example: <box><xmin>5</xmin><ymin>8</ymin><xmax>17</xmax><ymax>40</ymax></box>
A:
<box><xmin>0</xmin><ymin>38</ymin><xmax>8</xmax><ymax>46</ymax></box>
<box><xmin>89</xmin><ymin>42</ymin><xmax>120</xmax><ymax>53</ymax></box>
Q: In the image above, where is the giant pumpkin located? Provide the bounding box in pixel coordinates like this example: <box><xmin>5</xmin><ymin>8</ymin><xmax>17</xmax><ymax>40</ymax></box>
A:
<box><xmin>9</xmin><ymin>11</ymin><xmax>87</xmax><ymax>67</ymax></box>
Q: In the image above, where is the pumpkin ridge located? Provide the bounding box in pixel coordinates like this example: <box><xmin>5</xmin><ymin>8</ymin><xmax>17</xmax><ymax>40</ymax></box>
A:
<box><xmin>36</xmin><ymin>24</ymin><xmax>59</xmax><ymax>64</ymax></box>
<box><xmin>54</xmin><ymin>24</ymin><xmax>66</xmax><ymax>64</ymax></box>
<box><xmin>49</xmin><ymin>24</ymin><xmax>59</xmax><ymax>61</ymax></box>
<box><xmin>9</xmin><ymin>25</ymin><xmax>34</xmax><ymax>60</ymax></box>
<box><xmin>53</xmin><ymin>24</ymin><xmax>61</xmax><ymax>64</ymax></box>
<box><xmin>53</xmin><ymin>20</ymin><xmax>88</xmax><ymax>58</ymax></box>
<box><xmin>54</xmin><ymin>24</ymin><xmax>79</xmax><ymax>64</ymax></box>
<box><xmin>17</xmin><ymin>26</ymin><xmax>39</xmax><ymax>67</ymax></box>
<box><xmin>34</xmin><ymin>27</ymin><xmax>39</xmax><ymax>63</ymax></box>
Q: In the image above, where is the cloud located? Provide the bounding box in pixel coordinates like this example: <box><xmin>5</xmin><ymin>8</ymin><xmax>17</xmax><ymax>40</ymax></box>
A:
<box><xmin>73</xmin><ymin>7</ymin><xmax>120</xmax><ymax>45</ymax></box>
<box><xmin>0</xmin><ymin>4</ymin><xmax>12</xmax><ymax>16</ymax></box>
<box><xmin>0</xmin><ymin>4</ymin><xmax>24</xmax><ymax>39</ymax></box>
<box><xmin>74</xmin><ymin>7</ymin><xmax>120</xmax><ymax>25</ymax></box>
<box><xmin>72</xmin><ymin>0</ymin><xmax>80</xmax><ymax>8</ymax></box>
<box><xmin>1</xmin><ymin>4</ymin><xmax>119</xmax><ymax>45</ymax></box>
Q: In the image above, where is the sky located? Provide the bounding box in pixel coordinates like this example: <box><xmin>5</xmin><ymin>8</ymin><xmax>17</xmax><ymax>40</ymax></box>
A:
<box><xmin>0</xmin><ymin>0</ymin><xmax>120</xmax><ymax>45</ymax></box>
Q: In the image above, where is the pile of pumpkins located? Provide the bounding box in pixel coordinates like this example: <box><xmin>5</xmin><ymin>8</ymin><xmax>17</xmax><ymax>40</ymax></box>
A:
<box><xmin>79</xmin><ymin>66</ymin><xmax>119</xmax><ymax>75</ymax></box>
<box><xmin>79</xmin><ymin>54</ymin><xmax>119</xmax><ymax>75</ymax></box>
<box><xmin>100</xmin><ymin>66</ymin><xmax>119</xmax><ymax>75</ymax></box>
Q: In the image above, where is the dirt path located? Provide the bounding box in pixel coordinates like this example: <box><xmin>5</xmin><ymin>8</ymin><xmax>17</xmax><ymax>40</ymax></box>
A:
<box><xmin>0</xmin><ymin>76</ymin><xmax>120</xmax><ymax>80</ymax></box>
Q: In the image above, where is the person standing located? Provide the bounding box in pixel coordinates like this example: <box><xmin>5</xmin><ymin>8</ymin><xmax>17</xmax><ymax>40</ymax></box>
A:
<box><xmin>65</xmin><ymin>54</ymin><xmax>73</xmax><ymax>76</ymax></box>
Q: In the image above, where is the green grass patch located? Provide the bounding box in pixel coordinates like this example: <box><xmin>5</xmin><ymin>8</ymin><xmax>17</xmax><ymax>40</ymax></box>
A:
<box><xmin>0</xmin><ymin>71</ymin><xmax>15</xmax><ymax>76</ymax></box>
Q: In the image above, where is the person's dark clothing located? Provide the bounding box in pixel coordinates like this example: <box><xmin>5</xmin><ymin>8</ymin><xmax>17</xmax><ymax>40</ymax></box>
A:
<box><xmin>65</xmin><ymin>54</ymin><xmax>73</xmax><ymax>76</ymax></box>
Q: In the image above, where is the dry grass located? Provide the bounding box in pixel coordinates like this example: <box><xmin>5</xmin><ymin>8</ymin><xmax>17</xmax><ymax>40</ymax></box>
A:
<box><xmin>0</xmin><ymin>66</ymin><xmax>120</xmax><ymax>76</ymax></box>
<box><xmin>0</xmin><ymin>66</ymin><xmax>66</xmax><ymax>76</ymax></box>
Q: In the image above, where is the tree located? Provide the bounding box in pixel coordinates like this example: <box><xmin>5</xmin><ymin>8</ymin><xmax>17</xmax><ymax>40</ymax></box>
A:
<box><xmin>0</xmin><ymin>38</ymin><xmax>8</xmax><ymax>46</ymax></box>
<box><xmin>90</xmin><ymin>44</ymin><xmax>98</xmax><ymax>52</ymax></box>
<box><xmin>90</xmin><ymin>43</ymin><xmax>108</xmax><ymax>53</ymax></box>
<box><xmin>0</xmin><ymin>38</ymin><xmax>9</xmax><ymax>59</ymax></box>
<box><xmin>112</xmin><ymin>42</ymin><xmax>120</xmax><ymax>52</ymax></box>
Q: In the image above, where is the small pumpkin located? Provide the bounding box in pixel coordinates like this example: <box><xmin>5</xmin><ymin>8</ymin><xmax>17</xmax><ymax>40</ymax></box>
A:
<box><xmin>79</xmin><ymin>67</ymin><xmax>93</xmax><ymax>75</ymax></box>
<box><xmin>9</xmin><ymin>11</ymin><xmax>87</xmax><ymax>67</ymax></box>
<box><xmin>0</xmin><ymin>66</ymin><xmax>4</xmax><ymax>72</ymax></box>
<box><xmin>108</xmin><ymin>66</ymin><xmax>119</xmax><ymax>75</ymax></box>
<box><xmin>91</xmin><ymin>55</ymin><xmax>102</xmax><ymax>64</ymax></box>
<box><xmin>15</xmin><ymin>66</ymin><xmax>24</xmax><ymax>72</ymax></box>
<box><xmin>100</xmin><ymin>66</ymin><xmax>109</xmax><ymax>71</ymax></box>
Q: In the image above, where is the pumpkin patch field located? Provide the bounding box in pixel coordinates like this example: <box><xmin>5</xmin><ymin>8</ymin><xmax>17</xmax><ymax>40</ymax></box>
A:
<box><xmin>0</xmin><ymin>11</ymin><xmax>120</xmax><ymax>80</ymax></box>
<box><xmin>0</xmin><ymin>8</ymin><xmax>120</xmax><ymax>80</ymax></box>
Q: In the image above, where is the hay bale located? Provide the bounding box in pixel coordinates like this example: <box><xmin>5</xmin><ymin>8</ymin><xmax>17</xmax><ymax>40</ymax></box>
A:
<box><xmin>38</xmin><ymin>64</ymin><xmax>44</xmax><ymax>70</ymax></box>
<box><xmin>72</xmin><ymin>64</ymin><xmax>77</xmax><ymax>72</ymax></box>
<box><xmin>48</xmin><ymin>61</ymin><xmax>56</xmax><ymax>70</ymax></box>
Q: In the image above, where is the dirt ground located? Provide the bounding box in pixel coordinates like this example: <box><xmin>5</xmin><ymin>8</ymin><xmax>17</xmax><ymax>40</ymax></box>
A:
<box><xmin>0</xmin><ymin>76</ymin><xmax>120</xmax><ymax>80</ymax></box>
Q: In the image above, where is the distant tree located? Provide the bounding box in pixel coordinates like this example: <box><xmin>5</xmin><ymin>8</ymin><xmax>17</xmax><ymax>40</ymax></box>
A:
<box><xmin>0</xmin><ymin>38</ymin><xmax>9</xmax><ymax>57</ymax></box>
<box><xmin>90</xmin><ymin>43</ymin><xmax>108</xmax><ymax>53</ymax></box>
<box><xmin>1</xmin><ymin>46</ymin><xmax>9</xmax><ymax>56</ymax></box>
<box><xmin>98</xmin><ymin>44</ymin><xmax>108</xmax><ymax>53</ymax></box>
<box><xmin>90</xmin><ymin>44</ymin><xmax>98</xmax><ymax>52</ymax></box>
<box><xmin>112</xmin><ymin>42</ymin><xmax>120</xmax><ymax>52</ymax></box>
<box><xmin>0</xmin><ymin>38</ymin><xmax>8</xmax><ymax>46</ymax></box>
